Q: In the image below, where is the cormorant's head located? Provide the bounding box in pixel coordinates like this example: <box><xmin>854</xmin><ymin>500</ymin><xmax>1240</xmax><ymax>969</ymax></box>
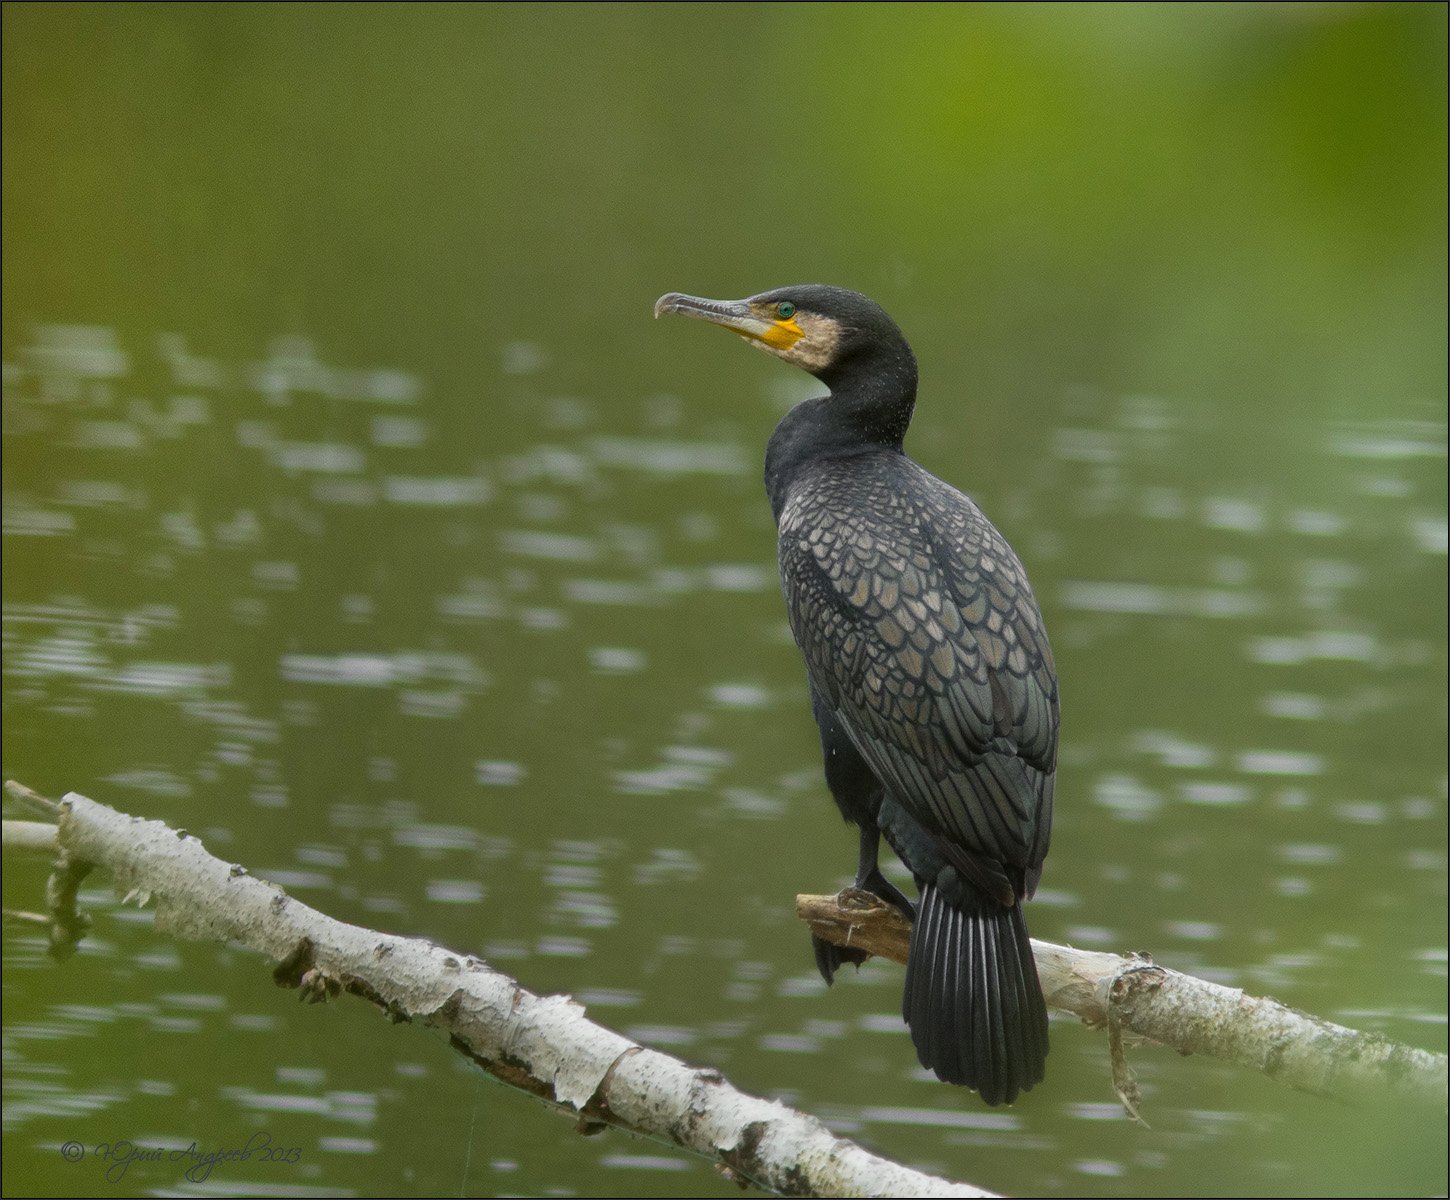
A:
<box><xmin>653</xmin><ymin>284</ymin><xmax>915</xmax><ymax>392</ymax></box>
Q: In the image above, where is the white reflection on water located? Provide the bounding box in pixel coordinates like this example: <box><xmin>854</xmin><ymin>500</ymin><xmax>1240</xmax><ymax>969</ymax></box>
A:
<box><xmin>500</xmin><ymin>445</ymin><xmax>594</xmax><ymax>486</ymax></box>
<box><xmin>1202</xmin><ymin>496</ymin><xmax>1267</xmax><ymax>534</ymax></box>
<box><xmin>551</xmin><ymin>892</ymin><xmax>617</xmax><ymax>928</ymax></box>
<box><xmin>1163</xmin><ymin>920</ymin><xmax>1222</xmax><ymax>941</ymax></box>
<box><xmin>1259</xmin><ymin>691</ymin><xmax>1327</xmax><ymax>720</ymax></box>
<box><xmin>436</xmin><ymin>583</ymin><xmax>506</xmax><ymax>621</ymax></box>
<box><xmin>589</xmin><ymin>646</ymin><xmax>647</xmax><ymax>673</ymax></box>
<box><xmin>1287</xmin><ymin>508</ymin><xmax>1346</xmax><ymax>536</ymax></box>
<box><xmin>1278</xmin><ymin>843</ymin><xmax>1343</xmax><ymax>865</ymax></box>
<box><xmin>157</xmin><ymin>333</ymin><xmax>225</xmax><ymax>390</ymax></box>
<box><xmin>632</xmin><ymin>847</ymin><xmax>701</xmax><ymax>887</ymax></box>
<box><xmin>565</xmin><ymin>578</ymin><xmax>661</xmax><ymax>606</ymax></box>
<box><xmin>320</xmin><ymin>1136</ymin><xmax>378</xmax><ymax>1157</ymax></box>
<box><xmin>708</xmin><ymin>682</ymin><xmax>771</xmax><ymax>708</ymax></box>
<box><xmin>535</xmin><ymin>936</ymin><xmax>590</xmax><ymax>957</ymax></box>
<box><xmin>760</xmin><ymin>1032</ymin><xmax>819</xmax><ymax>1053</ymax></box>
<box><xmin>1410</xmin><ymin>515</ymin><xmax>1448</xmax><ymax>554</ymax></box>
<box><xmin>159</xmin><ymin>510</ymin><xmax>204</xmax><ymax>551</ymax></box>
<box><xmin>220</xmin><ymin>1085</ymin><xmax>377</xmax><ymax>1125</ymax></box>
<box><xmin>589</xmin><ymin>435</ymin><xmax>748</xmax><ymax>476</ymax></box>
<box><xmin>1236</xmin><ymin>750</ymin><xmax>1324</xmax><ymax>776</ymax></box>
<box><xmin>1179</xmin><ymin>781</ymin><xmax>1253</xmax><ymax>806</ymax></box>
<box><xmin>500</xmin><ymin>528</ymin><xmax>601</xmax><ymax>562</ymax></box>
<box><xmin>1093</xmin><ymin>773</ymin><xmax>1164</xmax><ymax>820</ymax></box>
<box><xmin>518</xmin><ymin>605</ymin><xmax>567</xmax><ymax>629</ymax></box>
<box><xmin>1130</xmin><ymin>730</ymin><xmax>1216</xmax><ymax>769</ymax></box>
<box><xmin>706</xmin><ymin>563</ymin><xmax>774</xmax><ymax>591</ymax></box>
<box><xmin>425</xmin><ymin>880</ymin><xmax>485</xmax><ymax>904</ymax></box>
<box><xmin>545</xmin><ymin>863</ymin><xmax>600</xmax><ymax>887</ymax></box>
<box><xmin>613</xmin><ymin>745</ymin><xmax>731</xmax><ymax>796</ymax></box>
<box><xmin>1076</xmin><ymin>1159</ymin><xmax>1128</xmax><ymax>1178</ymax></box>
<box><xmin>398</xmin><ymin>690</ymin><xmax>468</xmax><ymax>718</ymax></box>
<box><xmin>1052</xmin><ymin>427</ymin><xmax>1121</xmax><ymax>464</ymax></box>
<box><xmin>264</xmin><ymin>871</ymin><xmax>333</xmax><ymax>891</ymax></box>
<box><xmin>102</xmin><ymin>769</ymin><xmax>192</xmax><ymax>798</ymax></box>
<box><xmin>249</xmin><ymin>335</ymin><xmax>420</xmax><ymax>407</ymax></box>
<box><xmin>1329</xmin><ymin>420</ymin><xmax>1447</xmax><ymax>460</ymax></box>
<box><xmin>1332</xmin><ymin>801</ymin><xmax>1389</xmax><ymax>825</ymax></box>
<box><xmin>1059</xmin><ymin>580</ymin><xmax>1264</xmax><ymax>618</ymax></box>
<box><xmin>574</xmin><ymin>988</ymin><xmax>643</xmax><ymax>1008</ymax></box>
<box><xmin>858</xmin><ymin>1104</ymin><xmax>1020</xmax><ymax>1131</ymax></box>
<box><xmin>392</xmin><ymin>823</ymin><xmax>482</xmax><ymax>852</ymax></box>
<box><xmin>475</xmin><ymin>760</ymin><xmax>526</xmax><ymax>786</ymax></box>
<box><xmin>717</xmin><ymin>786</ymin><xmax>785</xmax><ymax>819</ymax></box>
<box><xmin>268</xmin><ymin>441</ymin><xmax>367</xmax><ymax>473</ymax></box>
<box><xmin>599</xmin><ymin>1153</ymin><xmax>691</xmax><ymax>1172</ymax></box>
<box><xmin>500</xmin><ymin>339</ymin><xmax>549</xmax><ymax>376</ymax></box>
<box><xmin>253</xmin><ymin>560</ymin><xmax>300</xmax><ymax>589</ymax></box>
<box><xmin>65</xmin><ymin>417</ymin><xmax>142</xmax><ymax>449</ymax></box>
<box><xmin>21</xmin><ymin>324</ymin><xmax>129</xmax><ymax>385</ymax></box>
<box><xmin>5</xmin><ymin>630</ymin><xmax>106</xmax><ymax>677</ymax></box>
<box><xmin>3</xmin><ymin>502</ymin><xmax>77</xmax><ymax>536</ymax></box>
<box><xmin>622</xmin><ymin>1024</ymin><xmax>696</xmax><ymax>1048</ymax></box>
<box><xmin>53</xmin><ymin>480</ymin><xmax>144</xmax><ymax>508</ymax></box>
<box><xmin>101</xmin><ymin>661</ymin><xmax>231</xmax><ymax>695</ymax></box>
<box><xmin>381</xmin><ymin>476</ymin><xmax>491</xmax><ymax>506</ymax></box>
<box><xmin>57</xmin><ymin>412</ymin><xmax>140</xmax><ymax>450</ymax></box>
<box><xmin>1246</xmin><ymin>630</ymin><xmax>1380</xmax><ymax>664</ymax></box>
<box><xmin>370</xmin><ymin>415</ymin><xmax>428</xmax><ymax>447</ymax></box>
<box><xmin>279</xmin><ymin>652</ymin><xmax>487</xmax><ymax>689</ymax></box>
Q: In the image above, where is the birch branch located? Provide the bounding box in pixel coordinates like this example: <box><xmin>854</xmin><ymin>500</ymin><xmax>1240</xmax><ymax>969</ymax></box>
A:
<box><xmin>3</xmin><ymin>818</ymin><xmax>59</xmax><ymax>853</ymax></box>
<box><xmin>2</xmin><ymin>783</ymin><xmax>990</xmax><ymax>1199</ymax></box>
<box><xmin>797</xmin><ymin>889</ymin><xmax>1447</xmax><ymax>1112</ymax></box>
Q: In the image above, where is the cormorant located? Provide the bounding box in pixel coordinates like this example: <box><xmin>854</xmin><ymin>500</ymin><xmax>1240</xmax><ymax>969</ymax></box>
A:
<box><xmin>655</xmin><ymin>284</ymin><xmax>1058</xmax><ymax>1105</ymax></box>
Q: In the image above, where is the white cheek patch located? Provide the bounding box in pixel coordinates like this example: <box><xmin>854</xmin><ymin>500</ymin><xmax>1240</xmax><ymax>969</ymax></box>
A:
<box><xmin>794</xmin><ymin>318</ymin><xmax>841</xmax><ymax>371</ymax></box>
<box><xmin>785</xmin><ymin>315</ymin><xmax>842</xmax><ymax>373</ymax></box>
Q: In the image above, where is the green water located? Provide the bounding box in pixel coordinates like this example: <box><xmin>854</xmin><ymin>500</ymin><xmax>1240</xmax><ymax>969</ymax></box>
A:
<box><xmin>3</xmin><ymin>5</ymin><xmax>1445</xmax><ymax>1197</ymax></box>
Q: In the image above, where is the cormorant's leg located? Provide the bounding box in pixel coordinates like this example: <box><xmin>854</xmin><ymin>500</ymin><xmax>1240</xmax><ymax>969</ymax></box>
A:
<box><xmin>808</xmin><ymin>687</ymin><xmax>918</xmax><ymax>982</ymax></box>
<box><xmin>813</xmin><ymin>824</ymin><xmax>916</xmax><ymax>983</ymax></box>
<box><xmin>853</xmin><ymin>822</ymin><xmax>915</xmax><ymax>921</ymax></box>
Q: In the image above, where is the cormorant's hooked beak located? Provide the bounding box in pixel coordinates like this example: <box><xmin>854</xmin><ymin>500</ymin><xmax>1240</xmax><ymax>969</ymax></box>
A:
<box><xmin>654</xmin><ymin>292</ymin><xmax>805</xmax><ymax>353</ymax></box>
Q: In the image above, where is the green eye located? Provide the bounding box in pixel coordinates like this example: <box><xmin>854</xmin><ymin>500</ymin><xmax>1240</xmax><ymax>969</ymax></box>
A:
<box><xmin>777</xmin><ymin>302</ymin><xmax>796</xmax><ymax>319</ymax></box>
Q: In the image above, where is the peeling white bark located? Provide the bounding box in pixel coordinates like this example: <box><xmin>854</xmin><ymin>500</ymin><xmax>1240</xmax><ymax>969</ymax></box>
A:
<box><xmin>3</xmin><ymin>818</ymin><xmax>58</xmax><ymax>852</ymax></box>
<box><xmin>797</xmin><ymin>890</ymin><xmax>1447</xmax><ymax>1111</ymax></box>
<box><xmin>5</xmin><ymin>787</ymin><xmax>991</xmax><ymax>1198</ymax></box>
<box><xmin>11</xmin><ymin>780</ymin><xmax>1442</xmax><ymax>1195</ymax></box>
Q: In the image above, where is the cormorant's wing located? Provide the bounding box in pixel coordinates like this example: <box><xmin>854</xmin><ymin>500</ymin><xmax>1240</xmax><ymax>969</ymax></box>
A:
<box><xmin>779</xmin><ymin>456</ymin><xmax>1058</xmax><ymax>900</ymax></box>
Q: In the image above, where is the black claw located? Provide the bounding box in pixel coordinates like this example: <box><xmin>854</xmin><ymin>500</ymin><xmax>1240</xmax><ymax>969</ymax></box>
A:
<box><xmin>857</xmin><ymin>866</ymin><xmax>916</xmax><ymax>923</ymax></box>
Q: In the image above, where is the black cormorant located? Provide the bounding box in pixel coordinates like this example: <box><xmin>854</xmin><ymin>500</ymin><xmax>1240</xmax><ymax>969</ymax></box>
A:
<box><xmin>655</xmin><ymin>284</ymin><xmax>1058</xmax><ymax>1105</ymax></box>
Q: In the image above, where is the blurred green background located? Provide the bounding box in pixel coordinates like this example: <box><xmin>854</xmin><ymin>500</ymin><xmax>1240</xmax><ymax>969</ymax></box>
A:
<box><xmin>3</xmin><ymin>3</ymin><xmax>1445</xmax><ymax>1196</ymax></box>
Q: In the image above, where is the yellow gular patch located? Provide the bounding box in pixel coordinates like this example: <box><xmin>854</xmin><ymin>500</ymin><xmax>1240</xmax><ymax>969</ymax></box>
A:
<box><xmin>757</xmin><ymin>316</ymin><xmax>805</xmax><ymax>351</ymax></box>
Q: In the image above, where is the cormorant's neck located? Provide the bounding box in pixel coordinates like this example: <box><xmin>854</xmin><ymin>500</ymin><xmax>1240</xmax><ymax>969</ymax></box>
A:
<box><xmin>764</xmin><ymin>349</ymin><xmax>918</xmax><ymax>522</ymax></box>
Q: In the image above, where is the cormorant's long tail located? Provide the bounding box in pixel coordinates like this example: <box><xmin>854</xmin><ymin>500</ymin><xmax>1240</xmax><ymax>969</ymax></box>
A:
<box><xmin>902</xmin><ymin>884</ymin><xmax>1048</xmax><ymax>1105</ymax></box>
